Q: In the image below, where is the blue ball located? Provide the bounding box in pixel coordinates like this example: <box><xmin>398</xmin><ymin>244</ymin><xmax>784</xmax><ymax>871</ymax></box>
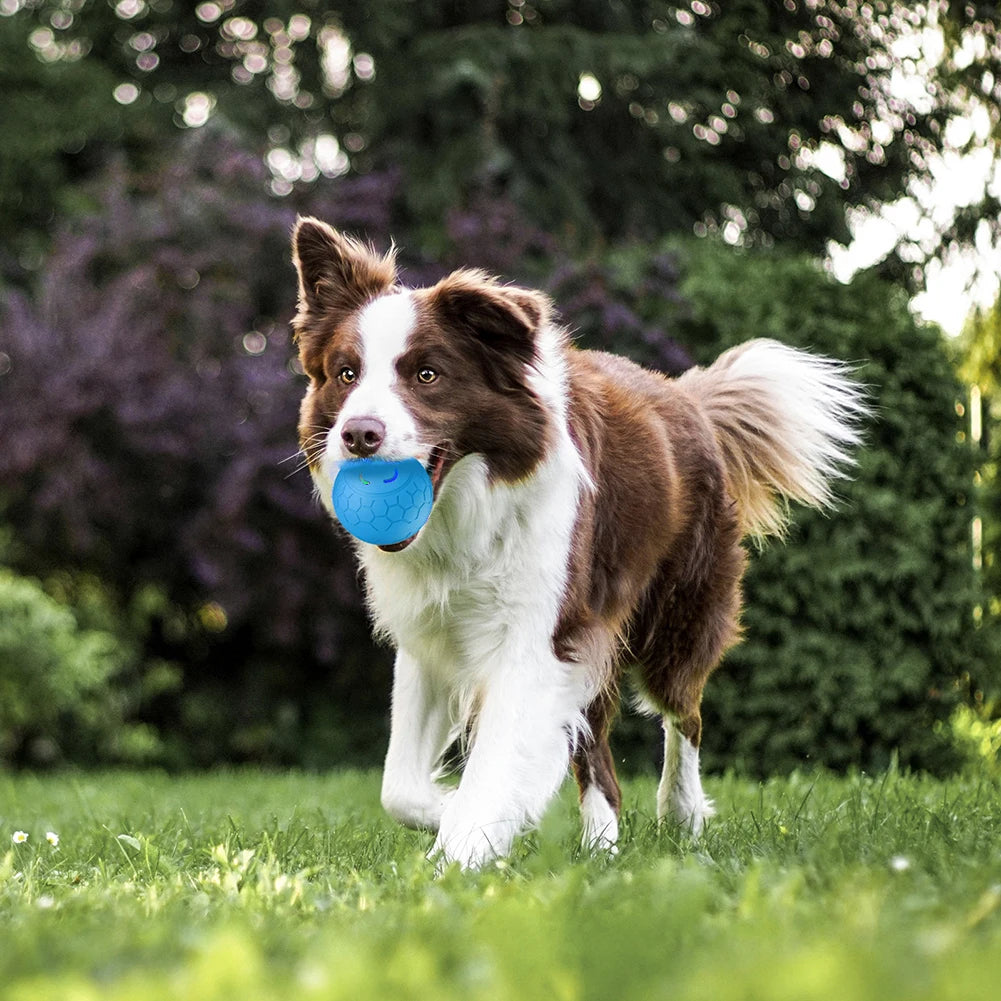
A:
<box><xmin>332</xmin><ymin>457</ymin><xmax>434</xmax><ymax>546</ymax></box>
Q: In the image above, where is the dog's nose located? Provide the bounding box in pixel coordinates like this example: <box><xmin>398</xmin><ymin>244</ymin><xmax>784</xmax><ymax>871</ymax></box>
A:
<box><xmin>341</xmin><ymin>417</ymin><xmax>386</xmax><ymax>458</ymax></box>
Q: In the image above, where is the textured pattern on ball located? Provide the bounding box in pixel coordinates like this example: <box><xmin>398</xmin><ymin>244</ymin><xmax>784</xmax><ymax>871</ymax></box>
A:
<box><xmin>332</xmin><ymin>458</ymin><xmax>434</xmax><ymax>546</ymax></box>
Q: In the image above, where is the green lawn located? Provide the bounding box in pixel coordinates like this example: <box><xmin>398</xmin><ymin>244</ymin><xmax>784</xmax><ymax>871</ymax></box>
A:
<box><xmin>1</xmin><ymin>768</ymin><xmax>1000</xmax><ymax>1000</ymax></box>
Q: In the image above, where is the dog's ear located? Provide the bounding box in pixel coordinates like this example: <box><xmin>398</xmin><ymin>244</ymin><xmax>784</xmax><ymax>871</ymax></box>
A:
<box><xmin>425</xmin><ymin>270</ymin><xmax>552</xmax><ymax>366</ymax></box>
<box><xmin>292</xmin><ymin>216</ymin><xmax>397</xmax><ymax>321</ymax></box>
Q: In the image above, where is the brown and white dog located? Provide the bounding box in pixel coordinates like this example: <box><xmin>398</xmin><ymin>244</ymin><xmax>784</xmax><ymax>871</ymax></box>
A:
<box><xmin>292</xmin><ymin>217</ymin><xmax>866</xmax><ymax>869</ymax></box>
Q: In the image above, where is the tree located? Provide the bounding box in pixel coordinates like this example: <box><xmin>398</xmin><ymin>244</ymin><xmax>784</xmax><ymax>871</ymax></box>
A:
<box><xmin>0</xmin><ymin>11</ymin><xmax>129</xmax><ymax>273</ymax></box>
<box><xmin>2</xmin><ymin>1</ymin><xmax>999</xmax><ymax>283</ymax></box>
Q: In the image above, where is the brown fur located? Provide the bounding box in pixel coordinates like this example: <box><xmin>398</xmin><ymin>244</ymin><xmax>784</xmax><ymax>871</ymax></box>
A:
<box><xmin>292</xmin><ymin>218</ymin><xmax>398</xmax><ymax>382</ymax></box>
<box><xmin>291</xmin><ymin>219</ymin><xmax>864</xmax><ymax>843</ymax></box>
<box><xmin>557</xmin><ymin>351</ymin><xmax>747</xmax><ymax>813</ymax></box>
<box><xmin>293</xmin><ymin>220</ymin><xmax>555</xmax><ymax>487</ymax></box>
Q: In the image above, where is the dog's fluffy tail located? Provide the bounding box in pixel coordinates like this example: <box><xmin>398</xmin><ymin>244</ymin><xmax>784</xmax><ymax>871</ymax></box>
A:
<box><xmin>678</xmin><ymin>338</ymin><xmax>868</xmax><ymax>540</ymax></box>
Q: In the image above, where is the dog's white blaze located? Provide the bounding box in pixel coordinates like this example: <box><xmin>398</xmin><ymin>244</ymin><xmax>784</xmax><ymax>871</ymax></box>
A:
<box><xmin>657</xmin><ymin>717</ymin><xmax>715</xmax><ymax>835</ymax></box>
<box><xmin>324</xmin><ymin>291</ymin><xmax>423</xmax><ymax>479</ymax></box>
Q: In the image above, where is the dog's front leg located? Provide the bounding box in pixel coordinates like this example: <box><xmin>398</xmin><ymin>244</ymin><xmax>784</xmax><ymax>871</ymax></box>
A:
<box><xmin>430</xmin><ymin>656</ymin><xmax>581</xmax><ymax>869</ymax></box>
<box><xmin>380</xmin><ymin>649</ymin><xmax>456</xmax><ymax>831</ymax></box>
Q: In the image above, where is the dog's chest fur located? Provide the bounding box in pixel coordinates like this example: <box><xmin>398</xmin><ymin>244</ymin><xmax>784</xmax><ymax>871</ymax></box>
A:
<box><xmin>361</xmin><ymin>426</ymin><xmax>588</xmax><ymax>695</ymax></box>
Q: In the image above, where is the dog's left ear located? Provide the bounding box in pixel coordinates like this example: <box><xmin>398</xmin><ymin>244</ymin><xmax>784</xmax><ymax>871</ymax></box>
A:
<box><xmin>292</xmin><ymin>216</ymin><xmax>397</xmax><ymax>321</ymax></box>
<box><xmin>426</xmin><ymin>270</ymin><xmax>552</xmax><ymax>365</ymax></box>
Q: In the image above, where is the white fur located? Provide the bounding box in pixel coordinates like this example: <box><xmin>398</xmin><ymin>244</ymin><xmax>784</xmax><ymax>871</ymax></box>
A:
<box><xmin>314</xmin><ymin>302</ymin><xmax>595</xmax><ymax>868</ymax></box>
<box><xmin>725</xmin><ymin>339</ymin><xmax>864</xmax><ymax>505</ymax></box>
<box><xmin>366</xmin><ymin>433</ymin><xmax>592</xmax><ymax>868</ymax></box>
<box><xmin>680</xmin><ymin>338</ymin><xmax>867</xmax><ymax>540</ymax></box>
<box><xmin>580</xmin><ymin>786</ymin><xmax>620</xmax><ymax>854</ymax></box>
<box><xmin>656</xmin><ymin>717</ymin><xmax>715</xmax><ymax>835</ymax></box>
<box><xmin>380</xmin><ymin>648</ymin><xmax>456</xmax><ymax>829</ymax></box>
<box><xmin>321</xmin><ymin>292</ymin><xmax>426</xmax><ymax>485</ymax></box>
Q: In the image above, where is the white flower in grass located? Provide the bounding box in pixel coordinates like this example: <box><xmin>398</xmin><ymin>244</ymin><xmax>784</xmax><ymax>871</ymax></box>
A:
<box><xmin>12</xmin><ymin>831</ymin><xmax>28</xmax><ymax>845</ymax></box>
<box><xmin>46</xmin><ymin>831</ymin><xmax>60</xmax><ymax>847</ymax></box>
<box><xmin>890</xmin><ymin>855</ymin><xmax>912</xmax><ymax>872</ymax></box>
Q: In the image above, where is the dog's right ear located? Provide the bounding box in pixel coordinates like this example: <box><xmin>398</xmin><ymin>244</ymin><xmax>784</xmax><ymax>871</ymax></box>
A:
<box><xmin>292</xmin><ymin>217</ymin><xmax>397</xmax><ymax>321</ymax></box>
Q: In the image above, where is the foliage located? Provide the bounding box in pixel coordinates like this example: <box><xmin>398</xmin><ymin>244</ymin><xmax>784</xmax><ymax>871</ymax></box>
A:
<box><xmin>946</xmin><ymin>701</ymin><xmax>1001</xmax><ymax>775</ymax></box>
<box><xmin>1</xmin><ymin>128</ymin><xmax>990</xmax><ymax>772</ymax></box>
<box><xmin>957</xmin><ymin>296</ymin><xmax>1001</xmax><ymax>397</ymax></box>
<box><xmin>0</xmin><ymin>567</ymin><xmax>160</xmax><ymax>764</ymax></box>
<box><xmin>956</xmin><ymin>297</ymin><xmax>1001</xmax><ymax>649</ymax></box>
<box><xmin>2</xmin><ymin>1</ymin><xmax>999</xmax><ymax>286</ymax></box>
<box><xmin>0</xmin><ymin>126</ymin><xmax>700</xmax><ymax>769</ymax></box>
<box><xmin>0</xmin><ymin>12</ymin><xmax>131</xmax><ymax>274</ymax></box>
<box><xmin>546</xmin><ymin>246</ymin><xmax>694</xmax><ymax>373</ymax></box>
<box><xmin>2</xmin><ymin>769</ymin><xmax>1001</xmax><ymax>1000</ymax></box>
<box><xmin>2</xmin><ymin>0</ymin><xmax>995</xmax><ymax>772</ymax></box>
<box><xmin>343</xmin><ymin>0</ymin><xmax>940</xmax><ymax>256</ymax></box>
<box><xmin>662</xmin><ymin>241</ymin><xmax>996</xmax><ymax>775</ymax></box>
<box><xmin>0</xmin><ymin>130</ymin><xmax>390</xmax><ymax>767</ymax></box>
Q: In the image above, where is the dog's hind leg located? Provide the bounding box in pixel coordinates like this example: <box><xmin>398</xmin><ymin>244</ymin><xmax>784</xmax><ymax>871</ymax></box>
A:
<box><xmin>637</xmin><ymin>605</ymin><xmax>728</xmax><ymax>837</ymax></box>
<box><xmin>380</xmin><ymin>649</ymin><xmax>457</xmax><ymax>832</ymax></box>
<box><xmin>656</xmin><ymin>712</ymin><xmax>715</xmax><ymax>835</ymax></box>
<box><xmin>637</xmin><ymin>521</ymin><xmax>745</xmax><ymax>837</ymax></box>
<box><xmin>572</xmin><ymin>692</ymin><xmax>622</xmax><ymax>853</ymax></box>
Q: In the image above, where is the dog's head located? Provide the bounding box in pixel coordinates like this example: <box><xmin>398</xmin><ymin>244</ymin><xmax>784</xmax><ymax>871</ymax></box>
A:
<box><xmin>292</xmin><ymin>217</ymin><xmax>557</xmax><ymax>542</ymax></box>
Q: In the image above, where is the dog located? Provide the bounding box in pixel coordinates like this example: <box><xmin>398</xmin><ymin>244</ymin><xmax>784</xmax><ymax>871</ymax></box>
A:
<box><xmin>291</xmin><ymin>217</ymin><xmax>866</xmax><ymax>869</ymax></box>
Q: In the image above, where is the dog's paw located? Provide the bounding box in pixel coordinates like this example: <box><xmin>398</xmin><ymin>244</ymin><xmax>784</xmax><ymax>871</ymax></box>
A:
<box><xmin>580</xmin><ymin>787</ymin><xmax>620</xmax><ymax>856</ymax></box>
<box><xmin>428</xmin><ymin>829</ymin><xmax>495</xmax><ymax>872</ymax></box>
<box><xmin>663</xmin><ymin>796</ymin><xmax>716</xmax><ymax>838</ymax></box>
<box><xmin>382</xmin><ymin>784</ymin><xmax>456</xmax><ymax>832</ymax></box>
<box><xmin>428</xmin><ymin>813</ymin><xmax>520</xmax><ymax>873</ymax></box>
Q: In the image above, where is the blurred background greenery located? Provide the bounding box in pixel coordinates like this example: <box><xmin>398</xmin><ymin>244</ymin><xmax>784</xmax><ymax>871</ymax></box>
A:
<box><xmin>0</xmin><ymin>0</ymin><xmax>999</xmax><ymax>775</ymax></box>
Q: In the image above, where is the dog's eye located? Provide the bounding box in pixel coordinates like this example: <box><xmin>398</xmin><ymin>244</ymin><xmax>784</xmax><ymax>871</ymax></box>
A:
<box><xmin>417</xmin><ymin>367</ymin><xmax>438</xmax><ymax>385</ymax></box>
<box><xmin>338</xmin><ymin>367</ymin><xmax>357</xmax><ymax>385</ymax></box>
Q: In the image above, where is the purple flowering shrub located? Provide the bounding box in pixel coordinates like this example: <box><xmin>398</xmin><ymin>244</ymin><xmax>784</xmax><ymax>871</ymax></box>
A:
<box><xmin>546</xmin><ymin>251</ymin><xmax>693</xmax><ymax>376</ymax></box>
<box><xmin>1</xmin><ymin>132</ymin><xmax>370</xmax><ymax>763</ymax></box>
<box><xmin>0</xmin><ymin>130</ymin><xmax>690</xmax><ymax>765</ymax></box>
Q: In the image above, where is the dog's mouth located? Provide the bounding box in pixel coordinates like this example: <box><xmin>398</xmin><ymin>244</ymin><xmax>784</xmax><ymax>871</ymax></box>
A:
<box><xmin>376</xmin><ymin>443</ymin><xmax>454</xmax><ymax>553</ymax></box>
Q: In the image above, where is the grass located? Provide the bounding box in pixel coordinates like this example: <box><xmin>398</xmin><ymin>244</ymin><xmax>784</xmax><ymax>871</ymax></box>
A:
<box><xmin>1</xmin><ymin>767</ymin><xmax>1000</xmax><ymax>1000</ymax></box>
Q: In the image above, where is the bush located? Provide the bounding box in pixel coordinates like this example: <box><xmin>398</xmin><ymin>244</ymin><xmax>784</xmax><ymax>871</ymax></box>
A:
<box><xmin>945</xmin><ymin>702</ymin><xmax>1001</xmax><ymax>775</ymax></box>
<box><xmin>0</xmin><ymin>130</ymin><xmax>392</xmax><ymax>767</ymax></box>
<box><xmin>1</xmin><ymin>125</ymin><xmax>988</xmax><ymax>773</ymax></box>
<box><xmin>0</xmin><ymin>567</ymin><xmax>160</xmax><ymax>765</ymax></box>
<box><xmin>0</xmin><ymin>131</ymin><xmax>697</xmax><ymax>769</ymax></box>
<box><xmin>665</xmin><ymin>242</ymin><xmax>994</xmax><ymax>775</ymax></box>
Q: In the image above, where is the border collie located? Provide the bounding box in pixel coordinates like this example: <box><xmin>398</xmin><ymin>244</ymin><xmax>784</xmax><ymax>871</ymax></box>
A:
<box><xmin>292</xmin><ymin>217</ymin><xmax>866</xmax><ymax>869</ymax></box>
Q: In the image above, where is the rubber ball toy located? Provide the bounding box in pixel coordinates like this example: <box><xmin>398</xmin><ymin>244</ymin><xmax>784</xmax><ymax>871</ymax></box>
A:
<box><xmin>332</xmin><ymin>457</ymin><xmax>434</xmax><ymax>546</ymax></box>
